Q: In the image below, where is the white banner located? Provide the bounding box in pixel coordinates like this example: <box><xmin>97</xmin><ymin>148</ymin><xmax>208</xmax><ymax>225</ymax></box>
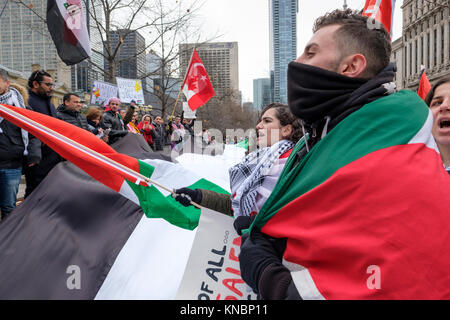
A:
<box><xmin>90</xmin><ymin>80</ymin><xmax>118</xmax><ymax>106</ymax></box>
<box><xmin>116</xmin><ymin>77</ymin><xmax>145</xmax><ymax>104</ymax></box>
<box><xmin>183</xmin><ymin>102</ymin><xmax>197</xmax><ymax>119</ymax></box>
<box><xmin>176</xmin><ymin>208</ymin><xmax>257</xmax><ymax>300</ymax></box>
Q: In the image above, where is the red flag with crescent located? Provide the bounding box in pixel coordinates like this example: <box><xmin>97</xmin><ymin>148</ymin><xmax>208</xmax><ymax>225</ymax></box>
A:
<box><xmin>182</xmin><ymin>49</ymin><xmax>215</xmax><ymax>111</ymax></box>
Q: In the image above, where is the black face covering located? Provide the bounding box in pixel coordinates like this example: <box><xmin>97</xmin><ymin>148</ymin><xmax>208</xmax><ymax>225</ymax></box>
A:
<box><xmin>287</xmin><ymin>61</ymin><xmax>396</xmax><ymax>132</ymax></box>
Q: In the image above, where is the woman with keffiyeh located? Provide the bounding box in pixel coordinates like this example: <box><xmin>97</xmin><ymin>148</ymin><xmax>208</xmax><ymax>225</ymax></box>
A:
<box><xmin>173</xmin><ymin>103</ymin><xmax>303</xmax><ymax>232</ymax></box>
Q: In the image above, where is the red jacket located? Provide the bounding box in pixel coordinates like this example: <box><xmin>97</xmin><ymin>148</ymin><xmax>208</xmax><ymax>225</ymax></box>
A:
<box><xmin>137</xmin><ymin>122</ymin><xmax>154</xmax><ymax>146</ymax></box>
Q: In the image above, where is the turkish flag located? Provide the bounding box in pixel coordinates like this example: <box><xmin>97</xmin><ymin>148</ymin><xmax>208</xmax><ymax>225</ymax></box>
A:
<box><xmin>182</xmin><ymin>49</ymin><xmax>215</xmax><ymax>111</ymax></box>
<box><xmin>418</xmin><ymin>69</ymin><xmax>432</xmax><ymax>101</ymax></box>
<box><xmin>362</xmin><ymin>0</ymin><xmax>396</xmax><ymax>38</ymax></box>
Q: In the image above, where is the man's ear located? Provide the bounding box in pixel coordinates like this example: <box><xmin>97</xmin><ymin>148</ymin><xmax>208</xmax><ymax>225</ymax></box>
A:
<box><xmin>338</xmin><ymin>54</ymin><xmax>367</xmax><ymax>78</ymax></box>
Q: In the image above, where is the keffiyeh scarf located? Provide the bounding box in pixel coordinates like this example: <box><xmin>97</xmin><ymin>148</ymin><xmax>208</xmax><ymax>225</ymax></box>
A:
<box><xmin>0</xmin><ymin>87</ymin><xmax>29</xmax><ymax>155</ymax></box>
<box><xmin>229</xmin><ymin>139</ymin><xmax>294</xmax><ymax>217</ymax></box>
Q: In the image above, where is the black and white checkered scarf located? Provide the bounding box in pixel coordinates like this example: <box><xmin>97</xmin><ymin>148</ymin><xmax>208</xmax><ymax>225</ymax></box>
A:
<box><xmin>229</xmin><ymin>139</ymin><xmax>294</xmax><ymax>217</ymax></box>
<box><xmin>0</xmin><ymin>87</ymin><xmax>29</xmax><ymax>155</ymax></box>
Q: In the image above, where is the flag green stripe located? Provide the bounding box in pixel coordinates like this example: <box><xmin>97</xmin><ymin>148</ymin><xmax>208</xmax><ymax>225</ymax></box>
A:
<box><xmin>127</xmin><ymin>160</ymin><xmax>229</xmax><ymax>230</ymax></box>
<box><xmin>253</xmin><ymin>90</ymin><xmax>429</xmax><ymax>230</ymax></box>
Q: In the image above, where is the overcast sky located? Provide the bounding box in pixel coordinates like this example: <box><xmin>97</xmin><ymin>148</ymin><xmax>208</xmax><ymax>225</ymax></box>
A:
<box><xmin>195</xmin><ymin>0</ymin><xmax>404</xmax><ymax>102</ymax></box>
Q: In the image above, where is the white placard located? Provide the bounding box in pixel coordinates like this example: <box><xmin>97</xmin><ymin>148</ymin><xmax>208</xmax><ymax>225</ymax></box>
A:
<box><xmin>183</xmin><ymin>102</ymin><xmax>197</xmax><ymax>119</ymax></box>
<box><xmin>116</xmin><ymin>77</ymin><xmax>145</xmax><ymax>104</ymax></box>
<box><xmin>90</xmin><ymin>80</ymin><xmax>118</xmax><ymax>106</ymax></box>
<box><xmin>176</xmin><ymin>208</ymin><xmax>257</xmax><ymax>300</ymax></box>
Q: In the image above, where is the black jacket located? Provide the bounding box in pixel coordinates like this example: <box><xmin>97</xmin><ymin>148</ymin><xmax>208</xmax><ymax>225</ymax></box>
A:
<box><xmin>0</xmin><ymin>117</ymin><xmax>41</xmax><ymax>169</ymax></box>
<box><xmin>102</xmin><ymin>109</ymin><xmax>134</xmax><ymax>144</ymax></box>
<box><xmin>26</xmin><ymin>90</ymin><xmax>61</xmax><ymax>179</ymax></box>
<box><xmin>56</xmin><ymin>104</ymin><xmax>90</xmax><ymax>132</ymax></box>
<box><xmin>28</xmin><ymin>89</ymin><xmax>57</xmax><ymax>118</ymax></box>
<box><xmin>152</xmin><ymin>123</ymin><xmax>166</xmax><ymax>151</ymax></box>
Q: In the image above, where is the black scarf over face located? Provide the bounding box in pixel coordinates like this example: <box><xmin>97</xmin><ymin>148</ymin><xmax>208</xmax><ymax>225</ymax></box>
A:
<box><xmin>287</xmin><ymin>61</ymin><xmax>396</xmax><ymax>139</ymax></box>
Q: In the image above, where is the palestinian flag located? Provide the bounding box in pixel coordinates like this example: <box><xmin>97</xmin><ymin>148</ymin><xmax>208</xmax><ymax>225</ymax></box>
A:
<box><xmin>0</xmin><ymin>103</ymin><xmax>225</xmax><ymax>230</ymax></box>
<box><xmin>47</xmin><ymin>0</ymin><xmax>91</xmax><ymax>65</ymax></box>
<box><xmin>252</xmin><ymin>90</ymin><xmax>450</xmax><ymax>299</ymax></box>
<box><xmin>0</xmin><ymin>134</ymin><xmax>230</xmax><ymax>299</ymax></box>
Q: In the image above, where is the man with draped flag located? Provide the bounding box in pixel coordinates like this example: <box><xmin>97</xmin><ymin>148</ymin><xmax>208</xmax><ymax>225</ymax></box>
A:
<box><xmin>237</xmin><ymin>9</ymin><xmax>450</xmax><ymax>300</ymax></box>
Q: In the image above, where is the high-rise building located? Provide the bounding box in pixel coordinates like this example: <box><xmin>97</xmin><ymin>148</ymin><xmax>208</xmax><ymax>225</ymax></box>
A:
<box><xmin>145</xmin><ymin>51</ymin><xmax>180</xmax><ymax>100</ymax></box>
<box><xmin>0</xmin><ymin>0</ymin><xmax>71</xmax><ymax>87</ymax></box>
<box><xmin>391</xmin><ymin>0</ymin><xmax>450</xmax><ymax>90</ymax></box>
<box><xmin>269</xmin><ymin>0</ymin><xmax>298</xmax><ymax>104</ymax></box>
<box><xmin>253</xmin><ymin>78</ymin><xmax>271</xmax><ymax>111</ymax></box>
<box><xmin>104</xmin><ymin>30</ymin><xmax>146</xmax><ymax>84</ymax></box>
<box><xmin>179</xmin><ymin>42</ymin><xmax>239</xmax><ymax>99</ymax></box>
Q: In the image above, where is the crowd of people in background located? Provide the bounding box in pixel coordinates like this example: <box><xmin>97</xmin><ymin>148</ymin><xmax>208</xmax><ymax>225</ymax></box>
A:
<box><xmin>0</xmin><ymin>66</ymin><xmax>211</xmax><ymax>222</ymax></box>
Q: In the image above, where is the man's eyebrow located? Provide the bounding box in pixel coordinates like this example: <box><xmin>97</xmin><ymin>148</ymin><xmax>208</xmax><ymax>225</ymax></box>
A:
<box><xmin>305</xmin><ymin>43</ymin><xmax>318</xmax><ymax>51</ymax></box>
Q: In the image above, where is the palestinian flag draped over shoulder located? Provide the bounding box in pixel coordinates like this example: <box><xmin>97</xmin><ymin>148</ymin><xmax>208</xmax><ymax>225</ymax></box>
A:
<box><xmin>47</xmin><ymin>0</ymin><xmax>91</xmax><ymax>65</ymax></box>
<box><xmin>253</xmin><ymin>90</ymin><xmax>450</xmax><ymax>299</ymax></box>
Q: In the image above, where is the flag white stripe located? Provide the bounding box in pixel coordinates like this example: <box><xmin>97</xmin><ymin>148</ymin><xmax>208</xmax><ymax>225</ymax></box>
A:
<box><xmin>408</xmin><ymin>109</ymin><xmax>439</xmax><ymax>152</ymax></box>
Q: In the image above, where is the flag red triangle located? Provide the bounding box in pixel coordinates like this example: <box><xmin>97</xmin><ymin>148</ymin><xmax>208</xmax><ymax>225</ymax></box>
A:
<box><xmin>418</xmin><ymin>70</ymin><xmax>432</xmax><ymax>101</ymax></box>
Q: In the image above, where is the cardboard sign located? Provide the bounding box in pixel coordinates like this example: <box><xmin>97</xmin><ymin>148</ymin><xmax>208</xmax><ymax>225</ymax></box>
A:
<box><xmin>176</xmin><ymin>208</ymin><xmax>257</xmax><ymax>300</ymax></box>
<box><xmin>90</xmin><ymin>80</ymin><xmax>118</xmax><ymax>106</ymax></box>
<box><xmin>116</xmin><ymin>77</ymin><xmax>145</xmax><ymax>104</ymax></box>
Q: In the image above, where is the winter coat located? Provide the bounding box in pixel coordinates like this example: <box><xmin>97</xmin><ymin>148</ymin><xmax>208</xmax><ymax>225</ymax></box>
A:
<box><xmin>0</xmin><ymin>84</ymin><xmax>41</xmax><ymax>169</ymax></box>
<box><xmin>152</xmin><ymin>123</ymin><xmax>165</xmax><ymax>151</ymax></box>
<box><xmin>137</xmin><ymin>118</ymin><xmax>155</xmax><ymax>148</ymax></box>
<box><xmin>27</xmin><ymin>89</ymin><xmax>61</xmax><ymax>177</ymax></box>
<box><xmin>56</xmin><ymin>104</ymin><xmax>90</xmax><ymax>132</ymax></box>
<box><xmin>102</xmin><ymin>110</ymin><xmax>129</xmax><ymax>144</ymax></box>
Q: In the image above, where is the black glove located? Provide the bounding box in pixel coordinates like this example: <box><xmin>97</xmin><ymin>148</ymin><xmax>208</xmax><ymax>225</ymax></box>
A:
<box><xmin>239</xmin><ymin>228</ymin><xmax>282</xmax><ymax>294</ymax></box>
<box><xmin>173</xmin><ymin>188</ymin><xmax>202</xmax><ymax>207</ymax></box>
<box><xmin>233</xmin><ymin>215</ymin><xmax>256</xmax><ymax>236</ymax></box>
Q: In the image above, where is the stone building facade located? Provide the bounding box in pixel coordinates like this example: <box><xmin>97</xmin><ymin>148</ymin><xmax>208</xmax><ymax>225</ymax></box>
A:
<box><xmin>392</xmin><ymin>0</ymin><xmax>450</xmax><ymax>90</ymax></box>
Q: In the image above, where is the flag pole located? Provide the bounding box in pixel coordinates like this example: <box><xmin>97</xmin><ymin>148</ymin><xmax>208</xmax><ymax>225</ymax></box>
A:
<box><xmin>169</xmin><ymin>87</ymin><xmax>184</xmax><ymax>120</ymax></box>
<box><xmin>169</xmin><ymin>47</ymin><xmax>196</xmax><ymax>121</ymax></box>
<box><xmin>0</xmin><ymin>104</ymin><xmax>202</xmax><ymax>208</ymax></box>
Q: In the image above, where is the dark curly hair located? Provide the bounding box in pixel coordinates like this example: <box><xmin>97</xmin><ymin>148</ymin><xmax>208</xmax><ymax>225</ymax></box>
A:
<box><xmin>259</xmin><ymin>103</ymin><xmax>303</xmax><ymax>143</ymax></box>
<box><xmin>313</xmin><ymin>9</ymin><xmax>391</xmax><ymax>78</ymax></box>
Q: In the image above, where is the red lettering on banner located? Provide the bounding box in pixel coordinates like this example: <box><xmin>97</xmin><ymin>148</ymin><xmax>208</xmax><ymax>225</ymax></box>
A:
<box><xmin>225</xmin><ymin>267</ymin><xmax>240</xmax><ymax>276</ymax></box>
<box><xmin>216</xmin><ymin>293</ymin><xmax>238</xmax><ymax>300</ymax></box>
<box><xmin>222</xmin><ymin>278</ymin><xmax>244</xmax><ymax>297</ymax></box>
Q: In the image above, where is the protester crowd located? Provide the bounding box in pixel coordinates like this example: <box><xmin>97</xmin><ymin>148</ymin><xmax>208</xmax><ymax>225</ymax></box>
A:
<box><xmin>2</xmin><ymin>8</ymin><xmax>450</xmax><ymax>300</ymax></box>
<box><xmin>0</xmin><ymin>67</ymin><xmax>198</xmax><ymax>221</ymax></box>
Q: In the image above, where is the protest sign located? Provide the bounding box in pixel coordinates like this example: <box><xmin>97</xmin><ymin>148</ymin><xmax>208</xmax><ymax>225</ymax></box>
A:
<box><xmin>176</xmin><ymin>208</ymin><xmax>257</xmax><ymax>300</ymax></box>
<box><xmin>116</xmin><ymin>77</ymin><xmax>145</xmax><ymax>104</ymax></box>
<box><xmin>90</xmin><ymin>80</ymin><xmax>118</xmax><ymax>106</ymax></box>
<box><xmin>183</xmin><ymin>102</ymin><xmax>197</xmax><ymax>119</ymax></box>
